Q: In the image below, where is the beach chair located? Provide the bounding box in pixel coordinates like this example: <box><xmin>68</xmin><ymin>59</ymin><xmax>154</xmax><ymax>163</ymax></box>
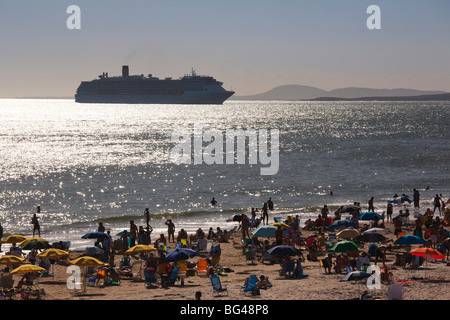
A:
<box><xmin>198</xmin><ymin>238</ymin><xmax>208</xmax><ymax>251</ymax></box>
<box><xmin>241</xmin><ymin>275</ymin><xmax>258</xmax><ymax>295</ymax></box>
<box><xmin>210</xmin><ymin>274</ymin><xmax>228</xmax><ymax>296</ymax></box>
<box><xmin>144</xmin><ymin>268</ymin><xmax>157</xmax><ymax>288</ymax></box>
<box><xmin>168</xmin><ymin>267</ymin><xmax>180</xmax><ymax>286</ymax></box>
<box><xmin>197</xmin><ymin>259</ymin><xmax>208</xmax><ymax>277</ymax></box>
<box><xmin>282</xmin><ymin>261</ymin><xmax>295</xmax><ymax>278</ymax></box>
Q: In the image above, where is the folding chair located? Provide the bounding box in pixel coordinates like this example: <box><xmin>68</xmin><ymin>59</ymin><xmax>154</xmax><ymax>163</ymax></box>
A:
<box><xmin>210</xmin><ymin>274</ymin><xmax>228</xmax><ymax>296</ymax></box>
<box><xmin>241</xmin><ymin>275</ymin><xmax>258</xmax><ymax>295</ymax></box>
<box><xmin>196</xmin><ymin>259</ymin><xmax>208</xmax><ymax>277</ymax></box>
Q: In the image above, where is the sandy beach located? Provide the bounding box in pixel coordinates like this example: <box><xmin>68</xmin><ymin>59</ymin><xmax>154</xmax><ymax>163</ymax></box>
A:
<box><xmin>2</xmin><ymin>212</ymin><xmax>449</xmax><ymax>302</ymax></box>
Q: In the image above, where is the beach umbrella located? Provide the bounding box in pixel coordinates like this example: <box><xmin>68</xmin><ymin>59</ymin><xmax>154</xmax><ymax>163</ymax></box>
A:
<box><xmin>19</xmin><ymin>237</ymin><xmax>48</xmax><ymax>247</ymax></box>
<box><xmin>125</xmin><ymin>244</ymin><xmax>157</xmax><ymax>255</ymax></box>
<box><xmin>36</xmin><ymin>248</ymin><xmax>70</xmax><ymax>280</ymax></box>
<box><xmin>364</xmin><ymin>228</ymin><xmax>389</xmax><ymax>234</ymax></box>
<box><xmin>357</xmin><ymin>232</ymin><xmax>386</xmax><ymax>243</ymax></box>
<box><xmin>408</xmin><ymin>248</ymin><xmax>445</xmax><ymax>260</ymax></box>
<box><xmin>0</xmin><ymin>255</ymin><xmax>25</xmax><ymax>265</ymax></box>
<box><xmin>166</xmin><ymin>248</ymin><xmax>198</xmax><ymax>262</ymax></box>
<box><xmin>37</xmin><ymin>248</ymin><xmax>69</xmax><ymax>259</ymax></box>
<box><xmin>408</xmin><ymin>247</ymin><xmax>446</xmax><ymax>279</ymax></box>
<box><xmin>81</xmin><ymin>231</ymin><xmax>111</xmax><ymax>240</ymax></box>
<box><xmin>232</xmin><ymin>214</ymin><xmax>243</xmax><ymax>222</ymax></box>
<box><xmin>328</xmin><ymin>241</ymin><xmax>361</xmax><ymax>253</ymax></box>
<box><xmin>327</xmin><ymin>220</ymin><xmax>356</xmax><ymax>230</ymax></box>
<box><xmin>340</xmin><ymin>271</ymin><xmax>371</xmax><ymax>282</ymax></box>
<box><xmin>9</xmin><ymin>264</ymin><xmax>46</xmax><ymax>274</ymax></box>
<box><xmin>251</xmin><ymin>226</ymin><xmax>277</xmax><ymax>238</ymax></box>
<box><xmin>0</xmin><ymin>234</ymin><xmax>27</xmax><ymax>244</ymax></box>
<box><xmin>338</xmin><ymin>205</ymin><xmax>361</xmax><ymax>213</ymax></box>
<box><xmin>266</xmin><ymin>245</ymin><xmax>301</xmax><ymax>257</ymax></box>
<box><xmin>69</xmin><ymin>256</ymin><xmax>104</xmax><ymax>294</ymax></box>
<box><xmin>394</xmin><ymin>235</ymin><xmax>426</xmax><ymax>246</ymax></box>
<box><xmin>21</xmin><ymin>239</ymin><xmax>52</xmax><ymax>250</ymax></box>
<box><xmin>336</xmin><ymin>228</ymin><xmax>360</xmax><ymax>239</ymax></box>
<box><xmin>69</xmin><ymin>256</ymin><xmax>104</xmax><ymax>267</ymax></box>
<box><xmin>358</xmin><ymin>212</ymin><xmax>383</xmax><ymax>221</ymax></box>
<box><xmin>270</xmin><ymin>222</ymin><xmax>290</xmax><ymax>229</ymax></box>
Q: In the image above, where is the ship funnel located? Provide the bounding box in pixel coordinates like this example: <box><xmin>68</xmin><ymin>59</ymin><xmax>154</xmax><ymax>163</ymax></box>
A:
<box><xmin>122</xmin><ymin>65</ymin><xmax>129</xmax><ymax>77</ymax></box>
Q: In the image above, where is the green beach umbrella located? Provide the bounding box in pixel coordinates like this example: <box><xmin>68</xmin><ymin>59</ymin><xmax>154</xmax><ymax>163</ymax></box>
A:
<box><xmin>328</xmin><ymin>240</ymin><xmax>361</xmax><ymax>253</ymax></box>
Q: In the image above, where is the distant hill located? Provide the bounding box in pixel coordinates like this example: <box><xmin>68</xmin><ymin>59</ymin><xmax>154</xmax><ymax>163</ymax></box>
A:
<box><xmin>231</xmin><ymin>85</ymin><xmax>448</xmax><ymax>101</ymax></box>
<box><xmin>311</xmin><ymin>92</ymin><xmax>450</xmax><ymax>102</ymax></box>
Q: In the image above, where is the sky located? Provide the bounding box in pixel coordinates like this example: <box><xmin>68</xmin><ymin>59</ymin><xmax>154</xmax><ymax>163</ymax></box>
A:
<box><xmin>0</xmin><ymin>0</ymin><xmax>449</xmax><ymax>97</ymax></box>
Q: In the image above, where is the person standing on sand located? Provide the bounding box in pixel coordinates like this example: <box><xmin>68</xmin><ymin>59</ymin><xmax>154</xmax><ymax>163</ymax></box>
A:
<box><xmin>241</xmin><ymin>214</ymin><xmax>250</xmax><ymax>240</ymax></box>
<box><xmin>121</xmin><ymin>230</ymin><xmax>129</xmax><ymax>253</ymax></box>
<box><xmin>433</xmin><ymin>194</ymin><xmax>442</xmax><ymax>215</ymax></box>
<box><xmin>165</xmin><ymin>219</ymin><xmax>175</xmax><ymax>243</ymax></box>
<box><xmin>31</xmin><ymin>213</ymin><xmax>40</xmax><ymax>237</ymax></box>
<box><xmin>386</xmin><ymin>202</ymin><xmax>393</xmax><ymax>223</ymax></box>
<box><xmin>130</xmin><ymin>220</ymin><xmax>138</xmax><ymax>247</ymax></box>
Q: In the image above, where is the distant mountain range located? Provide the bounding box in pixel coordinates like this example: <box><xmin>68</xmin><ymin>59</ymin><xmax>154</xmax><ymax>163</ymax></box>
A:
<box><xmin>230</xmin><ymin>85</ymin><xmax>450</xmax><ymax>101</ymax></box>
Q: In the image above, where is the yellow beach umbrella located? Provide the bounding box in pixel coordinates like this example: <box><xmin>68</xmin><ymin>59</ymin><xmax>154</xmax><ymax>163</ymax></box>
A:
<box><xmin>37</xmin><ymin>248</ymin><xmax>70</xmax><ymax>280</ymax></box>
<box><xmin>125</xmin><ymin>245</ymin><xmax>157</xmax><ymax>279</ymax></box>
<box><xmin>37</xmin><ymin>248</ymin><xmax>69</xmax><ymax>259</ymax></box>
<box><xmin>69</xmin><ymin>256</ymin><xmax>104</xmax><ymax>267</ymax></box>
<box><xmin>270</xmin><ymin>222</ymin><xmax>290</xmax><ymax>229</ymax></box>
<box><xmin>125</xmin><ymin>244</ymin><xmax>157</xmax><ymax>255</ymax></box>
<box><xmin>69</xmin><ymin>256</ymin><xmax>104</xmax><ymax>294</ymax></box>
<box><xmin>0</xmin><ymin>234</ymin><xmax>27</xmax><ymax>244</ymax></box>
<box><xmin>0</xmin><ymin>255</ymin><xmax>25</xmax><ymax>265</ymax></box>
<box><xmin>10</xmin><ymin>264</ymin><xmax>46</xmax><ymax>274</ymax></box>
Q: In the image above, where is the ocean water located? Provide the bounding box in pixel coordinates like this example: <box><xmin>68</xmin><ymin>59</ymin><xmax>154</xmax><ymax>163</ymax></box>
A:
<box><xmin>0</xmin><ymin>99</ymin><xmax>449</xmax><ymax>249</ymax></box>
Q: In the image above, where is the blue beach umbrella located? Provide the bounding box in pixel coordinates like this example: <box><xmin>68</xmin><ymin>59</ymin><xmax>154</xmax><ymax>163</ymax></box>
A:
<box><xmin>251</xmin><ymin>226</ymin><xmax>287</xmax><ymax>238</ymax></box>
<box><xmin>393</xmin><ymin>235</ymin><xmax>426</xmax><ymax>245</ymax></box>
<box><xmin>81</xmin><ymin>231</ymin><xmax>111</xmax><ymax>240</ymax></box>
<box><xmin>358</xmin><ymin>212</ymin><xmax>383</xmax><ymax>221</ymax></box>
<box><xmin>251</xmin><ymin>226</ymin><xmax>277</xmax><ymax>238</ymax></box>
<box><xmin>166</xmin><ymin>248</ymin><xmax>198</xmax><ymax>262</ymax></box>
<box><xmin>327</xmin><ymin>220</ymin><xmax>356</xmax><ymax>230</ymax></box>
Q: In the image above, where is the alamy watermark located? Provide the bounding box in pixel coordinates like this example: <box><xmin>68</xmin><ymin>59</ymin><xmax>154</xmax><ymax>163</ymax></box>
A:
<box><xmin>170</xmin><ymin>124</ymin><xmax>279</xmax><ymax>176</ymax></box>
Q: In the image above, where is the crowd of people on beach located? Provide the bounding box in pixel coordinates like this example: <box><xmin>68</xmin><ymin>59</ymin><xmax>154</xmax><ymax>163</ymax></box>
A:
<box><xmin>0</xmin><ymin>191</ymin><xmax>449</xmax><ymax>300</ymax></box>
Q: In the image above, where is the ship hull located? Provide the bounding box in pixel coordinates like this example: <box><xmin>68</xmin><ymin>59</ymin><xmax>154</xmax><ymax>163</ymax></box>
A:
<box><xmin>75</xmin><ymin>91</ymin><xmax>234</xmax><ymax>104</ymax></box>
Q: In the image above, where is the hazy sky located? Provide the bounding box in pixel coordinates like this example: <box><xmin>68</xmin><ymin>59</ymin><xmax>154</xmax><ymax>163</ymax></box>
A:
<box><xmin>0</xmin><ymin>0</ymin><xmax>449</xmax><ymax>97</ymax></box>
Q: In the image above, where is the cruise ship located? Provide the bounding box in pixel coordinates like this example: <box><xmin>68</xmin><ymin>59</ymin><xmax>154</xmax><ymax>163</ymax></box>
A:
<box><xmin>75</xmin><ymin>66</ymin><xmax>234</xmax><ymax>104</ymax></box>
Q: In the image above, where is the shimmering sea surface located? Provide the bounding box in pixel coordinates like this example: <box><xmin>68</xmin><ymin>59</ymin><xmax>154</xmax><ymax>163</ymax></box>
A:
<box><xmin>0</xmin><ymin>99</ymin><xmax>449</xmax><ymax>248</ymax></box>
